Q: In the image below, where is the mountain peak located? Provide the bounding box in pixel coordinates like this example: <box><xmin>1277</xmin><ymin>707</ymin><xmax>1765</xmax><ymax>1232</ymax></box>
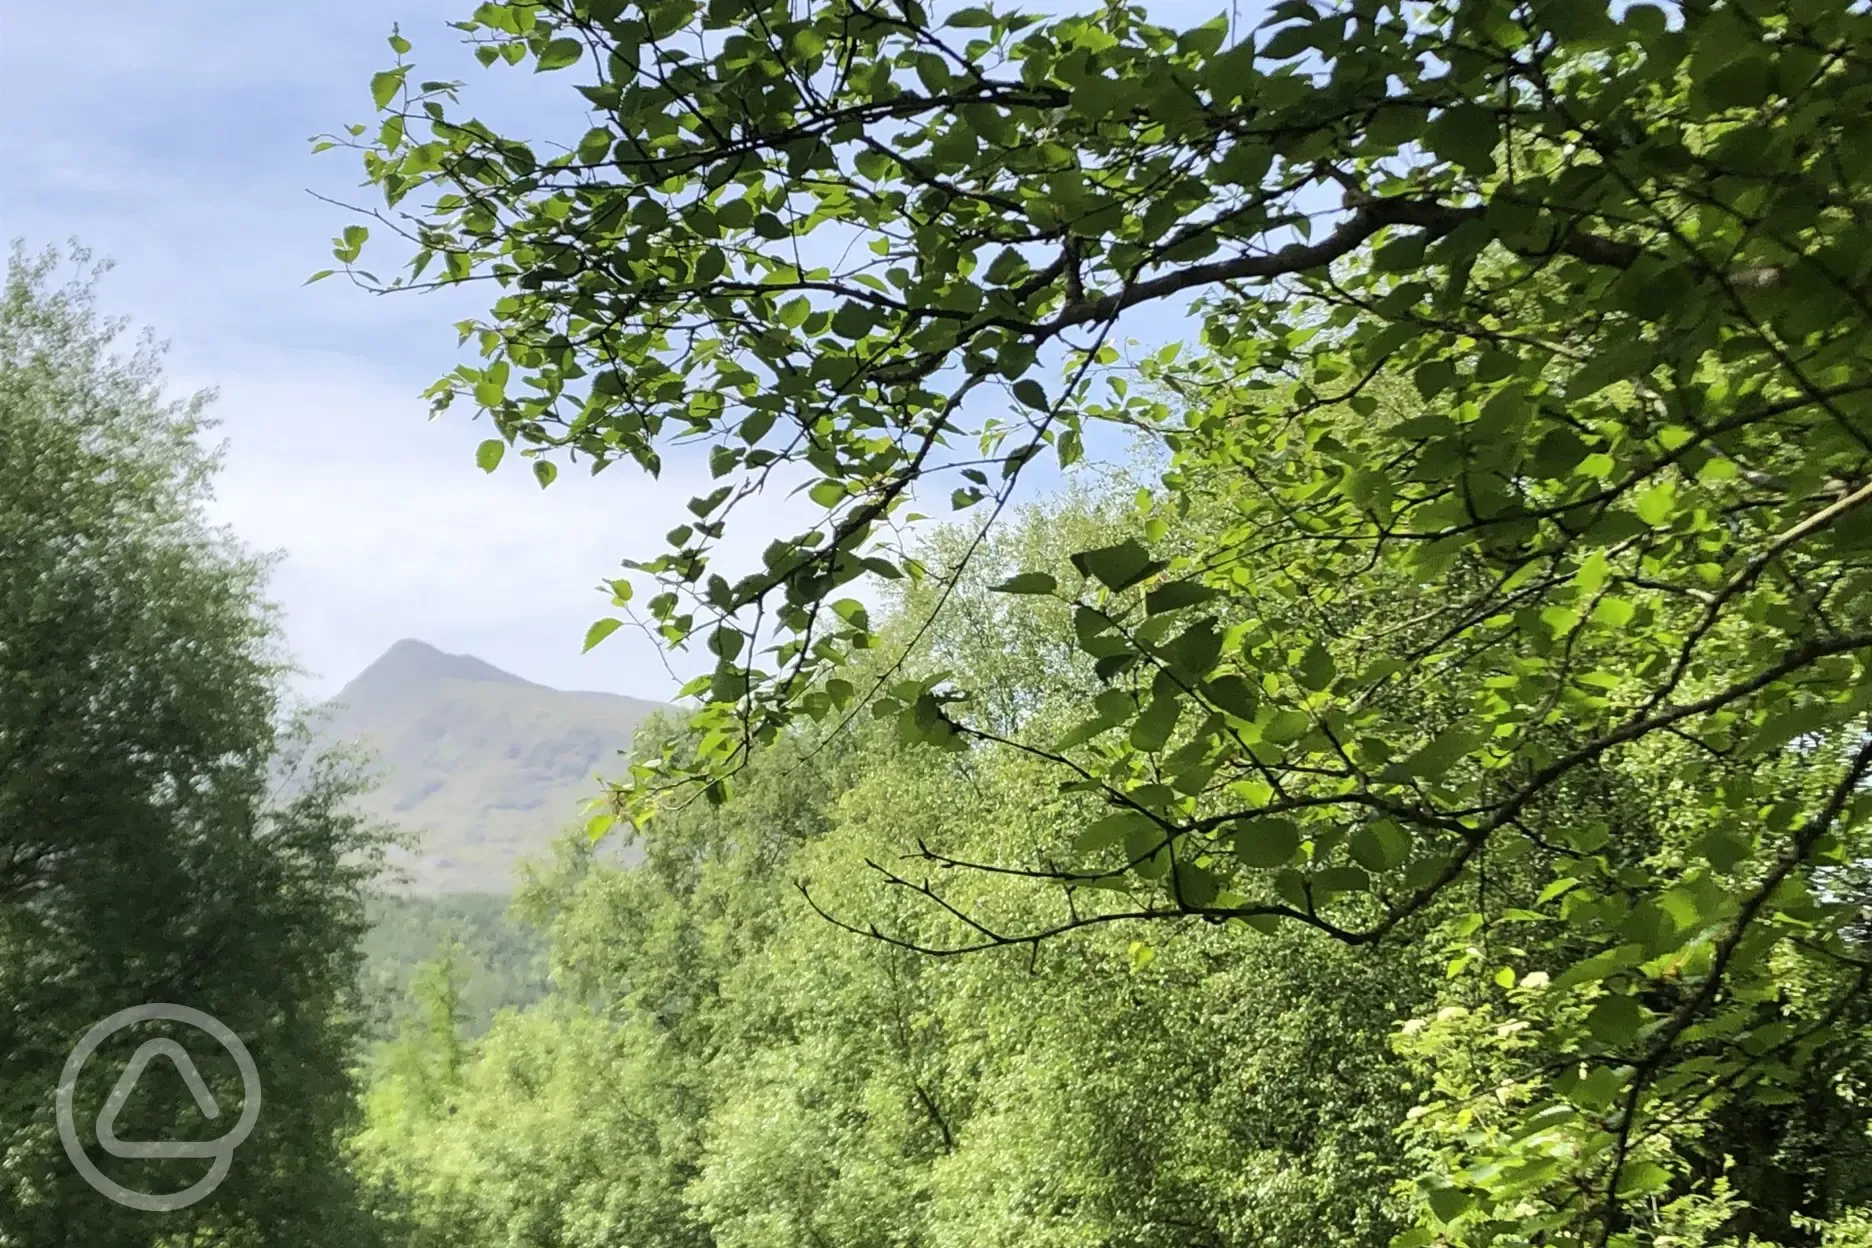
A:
<box><xmin>314</xmin><ymin>640</ymin><xmax>667</xmax><ymax>893</ymax></box>
<box><xmin>346</xmin><ymin>638</ymin><xmax>535</xmax><ymax>695</ymax></box>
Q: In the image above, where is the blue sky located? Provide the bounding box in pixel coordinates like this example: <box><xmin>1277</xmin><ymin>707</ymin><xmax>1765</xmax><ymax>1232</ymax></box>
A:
<box><xmin>0</xmin><ymin>0</ymin><xmax>1227</xmax><ymax>704</ymax></box>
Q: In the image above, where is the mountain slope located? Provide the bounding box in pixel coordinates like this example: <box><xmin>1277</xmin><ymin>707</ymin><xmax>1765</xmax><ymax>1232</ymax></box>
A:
<box><xmin>313</xmin><ymin>639</ymin><xmax>666</xmax><ymax>893</ymax></box>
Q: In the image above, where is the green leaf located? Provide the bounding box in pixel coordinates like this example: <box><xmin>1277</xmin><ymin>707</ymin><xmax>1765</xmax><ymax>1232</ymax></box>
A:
<box><xmin>1234</xmin><ymin>817</ymin><xmax>1300</xmax><ymax>868</ymax></box>
<box><xmin>1350</xmin><ymin>820</ymin><xmax>1410</xmax><ymax>871</ymax></box>
<box><xmin>1312</xmin><ymin>866</ymin><xmax>1369</xmax><ymax>896</ymax></box>
<box><xmin>1538</xmin><ymin>877</ymin><xmax>1581</xmax><ymax>904</ymax></box>
<box><xmin>1202</xmin><ymin>674</ymin><xmax>1259</xmax><ymax>721</ymax></box>
<box><xmin>1145</xmin><ymin>581</ymin><xmax>1219</xmax><ymax>614</ymax></box>
<box><xmin>1076</xmin><ymin>811</ymin><xmax>1155</xmax><ymax>853</ymax></box>
<box><xmin>1592</xmin><ymin>597</ymin><xmax>1635</xmax><ymax>628</ymax></box>
<box><xmin>1072</xmin><ymin>540</ymin><xmax>1158</xmax><ymax>593</ymax></box>
<box><xmin>1259</xmin><ymin>24</ymin><xmax>1312</xmax><ymax>59</ymax></box>
<box><xmin>831</xmin><ymin>301</ymin><xmax>871</xmax><ymax>338</ymax></box>
<box><xmin>1297</xmin><ymin>642</ymin><xmax>1335</xmax><ymax>691</ymax></box>
<box><xmin>1474</xmin><ymin>348</ymin><xmax>1519</xmax><ymax>382</ymax></box>
<box><xmin>1423</xmin><ymin>103</ymin><xmax>1498</xmax><ymax>173</ymax></box>
<box><xmin>991</xmin><ymin>571</ymin><xmax>1058</xmax><ymax>595</ymax></box>
<box><xmin>1403</xmin><ymin>727</ymin><xmax>1483</xmax><ymax>780</ymax></box>
<box><xmin>1586</xmin><ymin>993</ymin><xmax>1644</xmax><ymax>1047</ymax></box>
<box><xmin>690</xmin><ymin>486</ymin><xmax>732</xmax><ymax>518</ymax></box>
<box><xmin>777</xmin><ymin>296</ymin><xmax>811</xmax><ymax>328</ymax></box>
<box><xmin>1162</xmin><ymin>619</ymin><xmax>1222</xmax><ymax>677</ymax></box>
<box><xmin>1057</xmin><ymin>715</ymin><xmax>1116</xmax><ymax>750</ymax></box>
<box><xmin>582</xmin><ymin>617</ymin><xmax>624</xmax><ymax>652</ymax></box>
<box><xmin>1012</xmin><ymin>379</ymin><xmax>1049</xmax><ymax>410</ymax></box>
<box><xmin>1703</xmin><ymin>55</ymin><xmax>1775</xmax><ymax>110</ymax></box>
<box><xmin>1172</xmin><ymin>862</ymin><xmax>1220</xmax><ymax>908</ymax></box>
<box><xmin>1129</xmin><ymin>693</ymin><xmax>1183</xmax><ymax>752</ymax></box>
<box><xmin>371</xmin><ymin>67</ymin><xmax>409</xmax><ymax>109</ymax></box>
<box><xmin>1615</xmin><ymin>1161</ymin><xmax>1673</xmax><ymax>1199</ymax></box>
<box><xmin>1367</xmin><ymin>103</ymin><xmax>1430</xmax><ymax>147</ymax></box>
<box><xmin>1125</xmin><ymin>820</ymin><xmax>1171</xmax><ymax>878</ymax></box>
<box><xmin>1551</xmin><ymin>943</ymin><xmax>1645</xmax><ymax>993</ymax></box>
<box><xmin>708</xmin><ymin>626</ymin><xmax>744</xmax><ymax>661</ymax></box>
<box><xmin>475</xmin><ymin>438</ymin><xmax>505</xmax><ymax>472</ymax></box>
<box><xmin>1426</xmin><ymin>1186</ymin><xmax>1474</xmax><ymax>1224</ymax></box>
<box><xmin>1635</xmin><ymin>481</ymin><xmax>1676</xmax><ymax>526</ymax></box>
<box><xmin>536</xmin><ymin>37</ymin><xmax>583</xmax><ymax>71</ymax></box>
<box><xmin>1413</xmin><ymin>359</ymin><xmax>1454</xmax><ymax>399</ymax></box>
<box><xmin>1693</xmin><ymin>830</ymin><xmax>1751</xmax><ymax>873</ymax></box>
<box><xmin>1540</xmin><ymin>606</ymin><xmax>1580</xmax><ymax>639</ymax></box>
<box><xmin>1261</xmin><ymin>709</ymin><xmax>1312</xmax><ymax>745</ymax></box>
<box><xmin>533</xmin><ymin>460</ymin><xmax>558</xmax><ymax>489</ymax></box>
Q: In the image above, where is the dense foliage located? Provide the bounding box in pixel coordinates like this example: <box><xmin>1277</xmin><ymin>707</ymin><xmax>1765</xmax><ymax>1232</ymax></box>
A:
<box><xmin>351</xmin><ymin>497</ymin><xmax>1872</xmax><ymax>1248</ymax></box>
<box><xmin>360</xmin><ymin>893</ymin><xmax>550</xmax><ymax>1039</ymax></box>
<box><xmin>322</xmin><ymin>0</ymin><xmax>1872</xmax><ymax>1245</ymax></box>
<box><xmin>0</xmin><ymin>246</ymin><xmax>390</xmax><ymax>1248</ymax></box>
<box><xmin>353</xmin><ymin>507</ymin><xmax>1449</xmax><ymax>1248</ymax></box>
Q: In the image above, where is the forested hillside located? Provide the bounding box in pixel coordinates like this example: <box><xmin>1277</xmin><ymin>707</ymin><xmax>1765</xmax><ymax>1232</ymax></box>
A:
<box><xmin>359</xmin><ymin>893</ymin><xmax>550</xmax><ymax>1038</ymax></box>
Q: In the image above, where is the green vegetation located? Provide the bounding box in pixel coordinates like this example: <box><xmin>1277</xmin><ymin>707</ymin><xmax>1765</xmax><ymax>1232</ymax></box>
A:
<box><xmin>351</xmin><ymin>506</ymin><xmax>1454</xmax><ymax>1248</ymax></box>
<box><xmin>360</xmin><ymin>893</ymin><xmax>550</xmax><ymax>1037</ymax></box>
<box><xmin>12</xmin><ymin>0</ymin><xmax>1872</xmax><ymax>1246</ymax></box>
<box><xmin>346</xmin><ymin>497</ymin><xmax>1872</xmax><ymax>1248</ymax></box>
<box><xmin>0</xmin><ymin>245</ymin><xmax>390</xmax><ymax>1246</ymax></box>
<box><xmin>317</xmin><ymin>0</ymin><xmax>1872</xmax><ymax>1244</ymax></box>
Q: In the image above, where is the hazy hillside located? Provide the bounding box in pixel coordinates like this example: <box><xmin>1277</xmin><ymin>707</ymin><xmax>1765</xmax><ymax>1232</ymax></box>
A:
<box><xmin>313</xmin><ymin>639</ymin><xmax>667</xmax><ymax>892</ymax></box>
<box><xmin>360</xmin><ymin>892</ymin><xmax>550</xmax><ymax>1038</ymax></box>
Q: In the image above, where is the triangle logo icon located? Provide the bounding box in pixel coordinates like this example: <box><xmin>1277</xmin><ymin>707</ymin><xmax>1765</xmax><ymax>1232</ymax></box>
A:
<box><xmin>95</xmin><ymin>1039</ymin><xmax>223</xmax><ymax>1160</ymax></box>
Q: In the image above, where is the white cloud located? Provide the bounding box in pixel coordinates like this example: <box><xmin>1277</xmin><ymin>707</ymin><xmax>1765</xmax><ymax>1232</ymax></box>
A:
<box><xmin>192</xmin><ymin>352</ymin><xmax>816</xmax><ymax>702</ymax></box>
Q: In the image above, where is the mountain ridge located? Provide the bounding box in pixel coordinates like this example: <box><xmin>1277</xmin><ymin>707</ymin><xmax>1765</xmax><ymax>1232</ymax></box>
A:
<box><xmin>341</xmin><ymin>637</ymin><xmax>537</xmax><ymax>691</ymax></box>
<box><xmin>313</xmin><ymin>639</ymin><xmax>667</xmax><ymax>893</ymax></box>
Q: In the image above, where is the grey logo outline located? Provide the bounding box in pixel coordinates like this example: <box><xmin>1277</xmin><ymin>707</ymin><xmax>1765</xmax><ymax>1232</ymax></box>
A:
<box><xmin>57</xmin><ymin>1003</ymin><xmax>262</xmax><ymax>1212</ymax></box>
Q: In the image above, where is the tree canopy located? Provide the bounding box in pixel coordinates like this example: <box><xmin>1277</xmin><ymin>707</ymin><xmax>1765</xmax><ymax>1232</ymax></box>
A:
<box><xmin>0</xmin><ymin>245</ymin><xmax>391</xmax><ymax>1248</ymax></box>
<box><xmin>350</xmin><ymin>494</ymin><xmax>1872</xmax><ymax>1248</ymax></box>
<box><xmin>351</xmin><ymin>504</ymin><xmax>1449</xmax><ymax>1248</ymax></box>
<box><xmin>321</xmin><ymin>2</ymin><xmax>1872</xmax><ymax>1245</ymax></box>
